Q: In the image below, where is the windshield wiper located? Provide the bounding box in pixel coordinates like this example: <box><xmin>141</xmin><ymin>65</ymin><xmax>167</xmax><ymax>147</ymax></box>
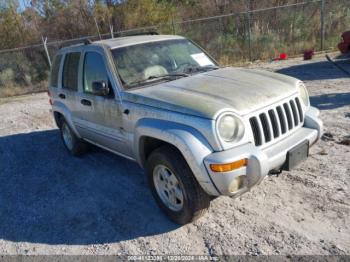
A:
<box><xmin>127</xmin><ymin>73</ymin><xmax>189</xmax><ymax>88</ymax></box>
<box><xmin>184</xmin><ymin>65</ymin><xmax>220</xmax><ymax>74</ymax></box>
<box><xmin>147</xmin><ymin>73</ymin><xmax>189</xmax><ymax>79</ymax></box>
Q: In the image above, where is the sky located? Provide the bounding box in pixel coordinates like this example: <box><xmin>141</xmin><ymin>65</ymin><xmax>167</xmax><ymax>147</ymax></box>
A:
<box><xmin>17</xmin><ymin>0</ymin><xmax>31</xmax><ymax>12</ymax></box>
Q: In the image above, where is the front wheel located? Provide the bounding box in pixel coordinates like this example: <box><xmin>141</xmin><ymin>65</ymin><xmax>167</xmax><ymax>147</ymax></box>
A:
<box><xmin>146</xmin><ymin>146</ymin><xmax>211</xmax><ymax>224</ymax></box>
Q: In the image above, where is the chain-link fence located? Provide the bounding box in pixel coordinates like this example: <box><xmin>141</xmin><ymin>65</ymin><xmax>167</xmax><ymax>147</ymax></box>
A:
<box><xmin>0</xmin><ymin>0</ymin><xmax>349</xmax><ymax>97</ymax></box>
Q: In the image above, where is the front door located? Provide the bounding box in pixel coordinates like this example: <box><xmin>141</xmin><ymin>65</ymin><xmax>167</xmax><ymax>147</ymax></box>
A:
<box><xmin>74</xmin><ymin>49</ymin><xmax>130</xmax><ymax>156</ymax></box>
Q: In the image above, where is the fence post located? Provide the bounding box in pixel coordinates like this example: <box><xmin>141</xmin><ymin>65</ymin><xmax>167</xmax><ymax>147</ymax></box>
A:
<box><xmin>320</xmin><ymin>0</ymin><xmax>325</xmax><ymax>50</ymax></box>
<box><xmin>245</xmin><ymin>11</ymin><xmax>252</xmax><ymax>61</ymax></box>
<box><xmin>94</xmin><ymin>17</ymin><xmax>102</xmax><ymax>40</ymax></box>
<box><xmin>171</xmin><ymin>14</ymin><xmax>176</xmax><ymax>35</ymax></box>
<box><xmin>109</xmin><ymin>24</ymin><xmax>114</xmax><ymax>39</ymax></box>
<box><xmin>42</xmin><ymin>36</ymin><xmax>51</xmax><ymax>68</ymax></box>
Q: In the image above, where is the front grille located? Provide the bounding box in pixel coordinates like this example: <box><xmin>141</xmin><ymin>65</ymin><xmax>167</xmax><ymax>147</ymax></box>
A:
<box><xmin>249</xmin><ymin>97</ymin><xmax>304</xmax><ymax>146</ymax></box>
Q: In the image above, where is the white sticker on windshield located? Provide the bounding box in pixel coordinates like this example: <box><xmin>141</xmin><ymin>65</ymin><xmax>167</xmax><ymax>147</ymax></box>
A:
<box><xmin>191</xmin><ymin>53</ymin><xmax>214</xmax><ymax>67</ymax></box>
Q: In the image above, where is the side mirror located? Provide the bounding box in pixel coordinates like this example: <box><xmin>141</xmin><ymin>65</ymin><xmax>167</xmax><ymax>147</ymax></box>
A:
<box><xmin>92</xmin><ymin>81</ymin><xmax>110</xmax><ymax>96</ymax></box>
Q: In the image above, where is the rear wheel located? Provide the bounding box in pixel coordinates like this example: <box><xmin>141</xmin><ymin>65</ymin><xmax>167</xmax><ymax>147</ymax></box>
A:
<box><xmin>59</xmin><ymin>119</ymin><xmax>88</xmax><ymax>156</ymax></box>
<box><xmin>146</xmin><ymin>145</ymin><xmax>211</xmax><ymax>224</ymax></box>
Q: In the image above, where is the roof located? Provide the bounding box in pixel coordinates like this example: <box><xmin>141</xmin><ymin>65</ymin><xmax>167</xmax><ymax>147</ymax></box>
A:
<box><xmin>94</xmin><ymin>34</ymin><xmax>185</xmax><ymax>49</ymax></box>
<box><xmin>58</xmin><ymin>34</ymin><xmax>185</xmax><ymax>54</ymax></box>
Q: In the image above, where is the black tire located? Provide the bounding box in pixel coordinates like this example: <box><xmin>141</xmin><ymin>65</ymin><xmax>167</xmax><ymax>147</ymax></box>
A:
<box><xmin>59</xmin><ymin>119</ymin><xmax>88</xmax><ymax>156</ymax></box>
<box><xmin>146</xmin><ymin>145</ymin><xmax>211</xmax><ymax>224</ymax></box>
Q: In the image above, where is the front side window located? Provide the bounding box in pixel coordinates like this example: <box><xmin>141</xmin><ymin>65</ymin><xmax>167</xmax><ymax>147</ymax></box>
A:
<box><xmin>111</xmin><ymin>39</ymin><xmax>218</xmax><ymax>89</ymax></box>
<box><xmin>50</xmin><ymin>54</ymin><xmax>62</xmax><ymax>88</ymax></box>
<box><xmin>62</xmin><ymin>52</ymin><xmax>80</xmax><ymax>91</ymax></box>
<box><xmin>83</xmin><ymin>52</ymin><xmax>109</xmax><ymax>93</ymax></box>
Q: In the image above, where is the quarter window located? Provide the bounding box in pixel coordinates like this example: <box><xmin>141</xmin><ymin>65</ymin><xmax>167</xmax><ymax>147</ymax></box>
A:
<box><xmin>62</xmin><ymin>52</ymin><xmax>80</xmax><ymax>90</ymax></box>
<box><xmin>50</xmin><ymin>54</ymin><xmax>62</xmax><ymax>88</ymax></box>
<box><xmin>83</xmin><ymin>52</ymin><xmax>109</xmax><ymax>94</ymax></box>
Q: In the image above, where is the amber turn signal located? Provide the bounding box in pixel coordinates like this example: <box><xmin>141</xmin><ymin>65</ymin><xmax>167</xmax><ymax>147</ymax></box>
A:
<box><xmin>210</xmin><ymin>159</ymin><xmax>248</xmax><ymax>172</ymax></box>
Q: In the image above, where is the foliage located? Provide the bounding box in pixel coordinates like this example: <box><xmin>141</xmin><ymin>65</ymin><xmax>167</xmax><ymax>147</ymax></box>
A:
<box><xmin>0</xmin><ymin>0</ymin><xmax>349</xmax><ymax>97</ymax></box>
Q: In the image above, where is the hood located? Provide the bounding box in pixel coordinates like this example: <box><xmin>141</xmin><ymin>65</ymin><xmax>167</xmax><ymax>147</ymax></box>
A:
<box><xmin>123</xmin><ymin>67</ymin><xmax>299</xmax><ymax>119</ymax></box>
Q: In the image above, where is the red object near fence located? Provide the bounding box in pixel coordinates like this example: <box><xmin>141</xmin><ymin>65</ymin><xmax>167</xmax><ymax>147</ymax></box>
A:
<box><xmin>338</xmin><ymin>31</ymin><xmax>350</xmax><ymax>54</ymax></box>
<box><xmin>279</xmin><ymin>53</ymin><xmax>288</xmax><ymax>60</ymax></box>
<box><xmin>304</xmin><ymin>48</ymin><xmax>314</xmax><ymax>60</ymax></box>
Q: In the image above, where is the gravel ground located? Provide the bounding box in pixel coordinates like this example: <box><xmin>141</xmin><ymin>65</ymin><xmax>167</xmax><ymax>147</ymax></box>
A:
<box><xmin>0</xmin><ymin>54</ymin><xmax>349</xmax><ymax>256</ymax></box>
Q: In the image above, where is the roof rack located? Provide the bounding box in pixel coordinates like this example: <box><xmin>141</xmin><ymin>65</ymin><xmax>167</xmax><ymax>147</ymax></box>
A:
<box><xmin>58</xmin><ymin>31</ymin><xmax>159</xmax><ymax>49</ymax></box>
<box><xmin>115</xmin><ymin>31</ymin><xmax>159</xmax><ymax>37</ymax></box>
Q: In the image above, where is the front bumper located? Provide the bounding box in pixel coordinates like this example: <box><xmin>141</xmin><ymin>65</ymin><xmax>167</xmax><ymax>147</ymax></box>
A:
<box><xmin>203</xmin><ymin>106</ymin><xmax>323</xmax><ymax>196</ymax></box>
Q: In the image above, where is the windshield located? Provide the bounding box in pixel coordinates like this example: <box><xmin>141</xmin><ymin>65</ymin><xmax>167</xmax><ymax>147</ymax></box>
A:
<box><xmin>111</xmin><ymin>39</ymin><xmax>218</xmax><ymax>89</ymax></box>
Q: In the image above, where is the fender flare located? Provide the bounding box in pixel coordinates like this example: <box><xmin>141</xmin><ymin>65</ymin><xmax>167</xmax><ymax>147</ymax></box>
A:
<box><xmin>52</xmin><ymin>101</ymin><xmax>81</xmax><ymax>138</ymax></box>
<box><xmin>304</xmin><ymin>106</ymin><xmax>323</xmax><ymax>140</ymax></box>
<box><xmin>134</xmin><ymin>118</ymin><xmax>220</xmax><ymax>196</ymax></box>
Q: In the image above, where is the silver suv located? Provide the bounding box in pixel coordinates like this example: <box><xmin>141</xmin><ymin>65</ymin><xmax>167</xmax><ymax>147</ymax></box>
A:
<box><xmin>48</xmin><ymin>34</ymin><xmax>323</xmax><ymax>224</ymax></box>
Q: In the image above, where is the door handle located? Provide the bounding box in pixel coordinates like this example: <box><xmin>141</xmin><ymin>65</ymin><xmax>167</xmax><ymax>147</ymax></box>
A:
<box><xmin>81</xmin><ymin>99</ymin><xmax>92</xmax><ymax>106</ymax></box>
<box><xmin>58</xmin><ymin>93</ymin><xmax>66</xmax><ymax>99</ymax></box>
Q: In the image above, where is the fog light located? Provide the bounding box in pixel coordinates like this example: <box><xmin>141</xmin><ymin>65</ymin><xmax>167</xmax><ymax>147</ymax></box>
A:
<box><xmin>210</xmin><ymin>159</ymin><xmax>247</xmax><ymax>172</ymax></box>
<box><xmin>229</xmin><ymin>175</ymin><xmax>245</xmax><ymax>193</ymax></box>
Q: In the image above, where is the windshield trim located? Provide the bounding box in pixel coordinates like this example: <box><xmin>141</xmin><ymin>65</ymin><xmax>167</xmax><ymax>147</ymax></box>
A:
<box><xmin>110</xmin><ymin>38</ymin><xmax>220</xmax><ymax>91</ymax></box>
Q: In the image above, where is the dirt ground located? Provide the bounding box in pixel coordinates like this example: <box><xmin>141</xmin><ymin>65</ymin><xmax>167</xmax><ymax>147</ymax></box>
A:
<box><xmin>0</xmin><ymin>54</ymin><xmax>349</xmax><ymax>256</ymax></box>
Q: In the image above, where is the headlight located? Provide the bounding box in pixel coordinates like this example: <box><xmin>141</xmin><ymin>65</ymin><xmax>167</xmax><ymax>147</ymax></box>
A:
<box><xmin>217</xmin><ymin>113</ymin><xmax>244</xmax><ymax>142</ymax></box>
<box><xmin>298</xmin><ymin>81</ymin><xmax>310</xmax><ymax>107</ymax></box>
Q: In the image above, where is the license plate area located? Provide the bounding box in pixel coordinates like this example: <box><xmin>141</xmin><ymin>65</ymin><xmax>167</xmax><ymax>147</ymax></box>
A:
<box><xmin>282</xmin><ymin>140</ymin><xmax>309</xmax><ymax>171</ymax></box>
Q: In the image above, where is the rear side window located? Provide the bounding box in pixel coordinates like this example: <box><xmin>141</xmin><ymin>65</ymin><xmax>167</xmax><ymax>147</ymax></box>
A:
<box><xmin>62</xmin><ymin>52</ymin><xmax>80</xmax><ymax>90</ymax></box>
<box><xmin>50</xmin><ymin>54</ymin><xmax>62</xmax><ymax>88</ymax></box>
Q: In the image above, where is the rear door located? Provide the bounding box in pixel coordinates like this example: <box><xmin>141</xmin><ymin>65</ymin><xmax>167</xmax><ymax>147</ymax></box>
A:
<box><xmin>74</xmin><ymin>47</ymin><xmax>130</xmax><ymax>156</ymax></box>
